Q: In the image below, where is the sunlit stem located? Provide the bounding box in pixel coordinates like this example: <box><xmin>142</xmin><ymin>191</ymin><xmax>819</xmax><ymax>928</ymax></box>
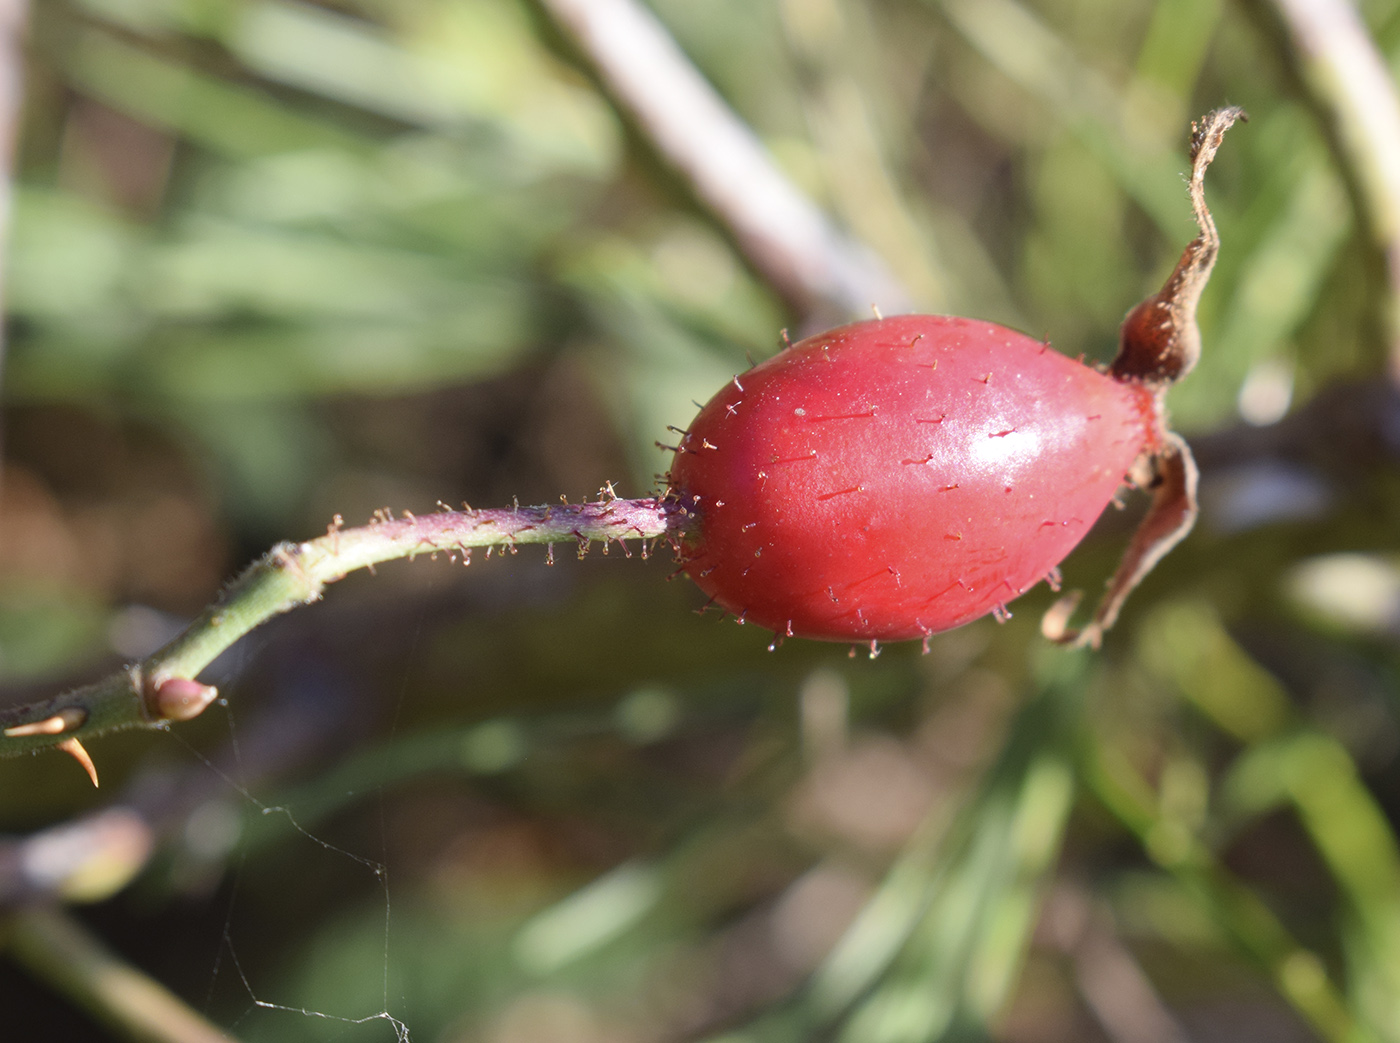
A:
<box><xmin>0</xmin><ymin>498</ymin><xmax>688</xmax><ymax>758</ymax></box>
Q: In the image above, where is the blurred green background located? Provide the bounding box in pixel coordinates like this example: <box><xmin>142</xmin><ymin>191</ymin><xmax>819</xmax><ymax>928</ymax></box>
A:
<box><xmin>3</xmin><ymin>0</ymin><xmax>1400</xmax><ymax>1040</ymax></box>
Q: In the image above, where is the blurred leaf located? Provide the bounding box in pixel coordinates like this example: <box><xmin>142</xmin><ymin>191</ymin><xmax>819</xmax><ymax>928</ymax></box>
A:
<box><xmin>1138</xmin><ymin>600</ymin><xmax>1293</xmax><ymax>743</ymax></box>
<box><xmin>829</xmin><ymin>659</ymin><xmax>1078</xmax><ymax>1043</ymax></box>
<box><xmin>1223</xmin><ymin>732</ymin><xmax>1400</xmax><ymax>1037</ymax></box>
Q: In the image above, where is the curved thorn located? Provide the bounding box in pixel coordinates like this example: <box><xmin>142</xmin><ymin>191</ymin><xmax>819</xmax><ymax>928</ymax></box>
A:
<box><xmin>57</xmin><ymin>738</ymin><xmax>99</xmax><ymax>788</ymax></box>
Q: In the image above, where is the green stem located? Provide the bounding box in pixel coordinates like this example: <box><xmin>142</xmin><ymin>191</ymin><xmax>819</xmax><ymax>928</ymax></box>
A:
<box><xmin>4</xmin><ymin>905</ymin><xmax>243</xmax><ymax>1043</ymax></box>
<box><xmin>0</xmin><ymin>497</ymin><xmax>686</xmax><ymax>758</ymax></box>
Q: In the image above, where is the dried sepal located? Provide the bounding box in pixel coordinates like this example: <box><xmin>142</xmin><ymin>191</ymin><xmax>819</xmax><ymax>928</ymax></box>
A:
<box><xmin>1112</xmin><ymin>106</ymin><xmax>1246</xmax><ymax>386</ymax></box>
<box><xmin>1049</xmin><ymin>433</ymin><xmax>1199</xmax><ymax>648</ymax></box>
<box><xmin>1047</xmin><ymin>108</ymin><xmax>1242</xmax><ymax>646</ymax></box>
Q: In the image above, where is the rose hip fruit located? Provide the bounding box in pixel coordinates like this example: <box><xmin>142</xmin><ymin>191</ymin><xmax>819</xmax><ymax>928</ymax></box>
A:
<box><xmin>668</xmin><ymin>107</ymin><xmax>1244</xmax><ymax>649</ymax></box>
<box><xmin>668</xmin><ymin>315</ymin><xmax>1159</xmax><ymax>642</ymax></box>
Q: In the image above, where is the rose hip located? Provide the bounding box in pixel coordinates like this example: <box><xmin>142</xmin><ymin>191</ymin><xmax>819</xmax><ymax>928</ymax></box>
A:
<box><xmin>668</xmin><ymin>108</ymin><xmax>1244</xmax><ymax>649</ymax></box>
<box><xmin>668</xmin><ymin>316</ymin><xmax>1160</xmax><ymax>643</ymax></box>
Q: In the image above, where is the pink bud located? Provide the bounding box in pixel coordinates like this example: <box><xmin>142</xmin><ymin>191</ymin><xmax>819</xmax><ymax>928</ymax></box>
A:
<box><xmin>150</xmin><ymin>678</ymin><xmax>218</xmax><ymax>722</ymax></box>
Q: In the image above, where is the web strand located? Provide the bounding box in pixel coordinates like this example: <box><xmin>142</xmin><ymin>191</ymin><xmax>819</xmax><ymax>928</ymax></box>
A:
<box><xmin>170</xmin><ymin>701</ymin><xmax>411</xmax><ymax>1042</ymax></box>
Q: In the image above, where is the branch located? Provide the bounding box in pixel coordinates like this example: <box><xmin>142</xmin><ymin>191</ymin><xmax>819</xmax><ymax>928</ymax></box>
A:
<box><xmin>0</xmin><ymin>497</ymin><xmax>685</xmax><ymax>770</ymax></box>
<box><xmin>4</xmin><ymin>905</ymin><xmax>243</xmax><ymax>1043</ymax></box>
<box><xmin>0</xmin><ymin>649</ymin><xmax>396</xmax><ymax>909</ymax></box>
<box><xmin>534</xmin><ymin>0</ymin><xmax>911</xmax><ymax>323</ymax></box>
<box><xmin>0</xmin><ymin>0</ymin><xmax>26</xmax><ymax>376</ymax></box>
<box><xmin>1255</xmin><ymin>0</ymin><xmax>1400</xmax><ymax>385</ymax></box>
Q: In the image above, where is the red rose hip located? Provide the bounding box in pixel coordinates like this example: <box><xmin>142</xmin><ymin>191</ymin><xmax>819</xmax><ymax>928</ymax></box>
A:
<box><xmin>668</xmin><ymin>315</ymin><xmax>1162</xmax><ymax>643</ymax></box>
<box><xmin>664</xmin><ymin>107</ymin><xmax>1240</xmax><ymax>649</ymax></box>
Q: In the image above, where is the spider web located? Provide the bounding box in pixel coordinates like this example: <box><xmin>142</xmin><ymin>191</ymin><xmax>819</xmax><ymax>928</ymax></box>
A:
<box><xmin>167</xmin><ymin>631</ymin><xmax>422</xmax><ymax>1043</ymax></box>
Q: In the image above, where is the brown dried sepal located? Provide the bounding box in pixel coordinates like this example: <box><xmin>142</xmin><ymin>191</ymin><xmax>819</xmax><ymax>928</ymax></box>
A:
<box><xmin>1048</xmin><ymin>108</ymin><xmax>1243</xmax><ymax>647</ymax></box>
<box><xmin>1111</xmin><ymin>107</ymin><xmax>1245</xmax><ymax>386</ymax></box>
<box><xmin>1046</xmin><ymin>434</ymin><xmax>1199</xmax><ymax>648</ymax></box>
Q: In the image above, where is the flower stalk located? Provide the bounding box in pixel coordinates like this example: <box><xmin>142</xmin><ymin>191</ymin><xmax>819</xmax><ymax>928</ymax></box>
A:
<box><xmin>0</xmin><ymin>497</ymin><xmax>687</xmax><ymax>779</ymax></box>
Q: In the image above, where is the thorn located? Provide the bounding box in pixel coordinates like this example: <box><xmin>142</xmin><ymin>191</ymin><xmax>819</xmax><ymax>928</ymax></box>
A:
<box><xmin>5</xmin><ymin>708</ymin><xmax>86</xmax><ymax>737</ymax></box>
<box><xmin>58</xmin><ymin>738</ymin><xmax>99</xmax><ymax>788</ymax></box>
<box><xmin>5</xmin><ymin>716</ymin><xmax>68</xmax><ymax>737</ymax></box>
